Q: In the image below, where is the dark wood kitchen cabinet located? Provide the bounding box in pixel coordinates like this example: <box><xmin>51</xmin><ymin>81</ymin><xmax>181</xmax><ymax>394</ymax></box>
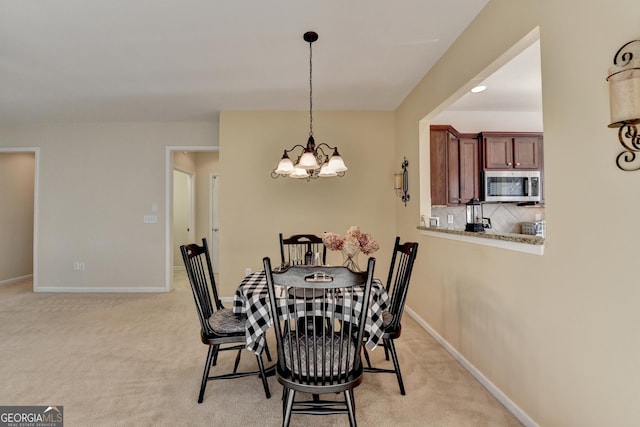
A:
<box><xmin>458</xmin><ymin>135</ymin><xmax>480</xmax><ymax>203</ymax></box>
<box><xmin>482</xmin><ymin>132</ymin><xmax>543</xmax><ymax>170</ymax></box>
<box><xmin>430</xmin><ymin>125</ymin><xmax>479</xmax><ymax>205</ymax></box>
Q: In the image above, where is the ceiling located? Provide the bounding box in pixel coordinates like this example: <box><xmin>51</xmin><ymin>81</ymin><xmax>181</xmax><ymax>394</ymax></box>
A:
<box><xmin>433</xmin><ymin>40</ymin><xmax>543</xmax><ymax>133</ymax></box>
<box><xmin>0</xmin><ymin>0</ymin><xmax>491</xmax><ymax>122</ymax></box>
<box><xmin>446</xmin><ymin>41</ymin><xmax>542</xmax><ymax>112</ymax></box>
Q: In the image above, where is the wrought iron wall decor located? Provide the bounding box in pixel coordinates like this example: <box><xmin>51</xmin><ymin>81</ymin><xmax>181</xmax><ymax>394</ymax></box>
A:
<box><xmin>394</xmin><ymin>157</ymin><xmax>410</xmax><ymax>206</ymax></box>
<box><xmin>607</xmin><ymin>40</ymin><xmax>640</xmax><ymax>171</ymax></box>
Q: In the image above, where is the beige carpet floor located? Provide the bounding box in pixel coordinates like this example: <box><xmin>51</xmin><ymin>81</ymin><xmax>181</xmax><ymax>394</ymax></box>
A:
<box><xmin>0</xmin><ymin>272</ymin><xmax>522</xmax><ymax>426</ymax></box>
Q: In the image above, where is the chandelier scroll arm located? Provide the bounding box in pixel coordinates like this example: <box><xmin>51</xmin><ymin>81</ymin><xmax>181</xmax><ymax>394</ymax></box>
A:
<box><xmin>281</xmin><ymin>144</ymin><xmax>308</xmax><ymax>155</ymax></box>
<box><xmin>314</xmin><ymin>142</ymin><xmax>337</xmax><ymax>157</ymax></box>
<box><xmin>315</xmin><ymin>142</ymin><xmax>338</xmax><ymax>151</ymax></box>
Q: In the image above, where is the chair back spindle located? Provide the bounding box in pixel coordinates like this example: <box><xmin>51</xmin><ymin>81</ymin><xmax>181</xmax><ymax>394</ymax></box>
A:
<box><xmin>385</xmin><ymin>237</ymin><xmax>419</xmax><ymax>330</ymax></box>
<box><xmin>279</xmin><ymin>233</ymin><xmax>327</xmax><ymax>266</ymax></box>
<box><xmin>181</xmin><ymin>239</ymin><xmax>223</xmax><ymax>332</ymax></box>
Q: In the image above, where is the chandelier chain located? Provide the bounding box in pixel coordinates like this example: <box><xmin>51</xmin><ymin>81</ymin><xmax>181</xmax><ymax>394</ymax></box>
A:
<box><xmin>309</xmin><ymin>39</ymin><xmax>313</xmax><ymax>137</ymax></box>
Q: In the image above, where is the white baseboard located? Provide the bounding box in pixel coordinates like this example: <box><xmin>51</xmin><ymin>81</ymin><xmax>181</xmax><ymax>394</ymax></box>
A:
<box><xmin>0</xmin><ymin>275</ymin><xmax>33</xmax><ymax>286</ymax></box>
<box><xmin>34</xmin><ymin>286</ymin><xmax>167</xmax><ymax>293</ymax></box>
<box><xmin>2</xmin><ymin>274</ymin><xmax>168</xmax><ymax>293</ymax></box>
<box><xmin>404</xmin><ymin>305</ymin><xmax>539</xmax><ymax>427</ymax></box>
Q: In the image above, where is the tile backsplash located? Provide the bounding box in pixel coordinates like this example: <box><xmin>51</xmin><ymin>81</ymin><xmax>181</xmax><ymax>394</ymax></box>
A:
<box><xmin>430</xmin><ymin>204</ymin><xmax>544</xmax><ymax>235</ymax></box>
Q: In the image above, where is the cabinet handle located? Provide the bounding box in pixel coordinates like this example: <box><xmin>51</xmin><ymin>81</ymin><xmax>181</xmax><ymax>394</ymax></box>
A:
<box><xmin>516</xmin><ymin>162</ymin><xmax>520</xmax><ymax>166</ymax></box>
<box><xmin>508</xmin><ymin>162</ymin><xmax>512</xmax><ymax>166</ymax></box>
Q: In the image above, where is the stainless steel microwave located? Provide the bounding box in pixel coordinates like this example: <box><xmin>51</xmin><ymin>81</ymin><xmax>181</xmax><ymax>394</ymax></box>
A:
<box><xmin>483</xmin><ymin>170</ymin><xmax>542</xmax><ymax>202</ymax></box>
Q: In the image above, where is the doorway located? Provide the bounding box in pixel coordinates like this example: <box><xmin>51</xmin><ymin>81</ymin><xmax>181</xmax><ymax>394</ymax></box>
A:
<box><xmin>0</xmin><ymin>148</ymin><xmax>39</xmax><ymax>290</ymax></box>
<box><xmin>166</xmin><ymin>147</ymin><xmax>219</xmax><ymax>291</ymax></box>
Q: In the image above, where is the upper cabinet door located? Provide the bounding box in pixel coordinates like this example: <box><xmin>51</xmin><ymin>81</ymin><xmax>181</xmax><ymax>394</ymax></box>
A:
<box><xmin>513</xmin><ymin>135</ymin><xmax>542</xmax><ymax>169</ymax></box>
<box><xmin>430</xmin><ymin>126</ymin><xmax>454</xmax><ymax>206</ymax></box>
<box><xmin>446</xmin><ymin>133</ymin><xmax>461</xmax><ymax>205</ymax></box>
<box><xmin>458</xmin><ymin>136</ymin><xmax>480</xmax><ymax>202</ymax></box>
<box><xmin>482</xmin><ymin>132</ymin><xmax>543</xmax><ymax>170</ymax></box>
<box><xmin>483</xmin><ymin>135</ymin><xmax>513</xmax><ymax>169</ymax></box>
<box><xmin>430</xmin><ymin>125</ymin><xmax>479</xmax><ymax>206</ymax></box>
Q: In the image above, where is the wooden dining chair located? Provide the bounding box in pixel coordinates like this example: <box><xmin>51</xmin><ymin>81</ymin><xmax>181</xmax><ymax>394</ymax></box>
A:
<box><xmin>362</xmin><ymin>236</ymin><xmax>418</xmax><ymax>395</ymax></box>
<box><xmin>263</xmin><ymin>257</ymin><xmax>376</xmax><ymax>427</ymax></box>
<box><xmin>180</xmin><ymin>238</ymin><xmax>271</xmax><ymax>403</ymax></box>
<box><xmin>279</xmin><ymin>233</ymin><xmax>327</xmax><ymax>266</ymax></box>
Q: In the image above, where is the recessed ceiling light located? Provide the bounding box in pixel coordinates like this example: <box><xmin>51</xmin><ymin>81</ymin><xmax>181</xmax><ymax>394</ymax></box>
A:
<box><xmin>470</xmin><ymin>85</ymin><xmax>487</xmax><ymax>93</ymax></box>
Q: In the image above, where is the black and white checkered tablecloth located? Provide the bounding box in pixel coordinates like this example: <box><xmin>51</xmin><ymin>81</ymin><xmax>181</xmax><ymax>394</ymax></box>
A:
<box><xmin>233</xmin><ymin>270</ymin><xmax>390</xmax><ymax>355</ymax></box>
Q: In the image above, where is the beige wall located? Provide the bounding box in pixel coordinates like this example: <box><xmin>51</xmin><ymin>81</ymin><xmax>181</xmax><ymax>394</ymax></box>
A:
<box><xmin>0</xmin><ymin>152</ymin><xmax>34</xmax><ymax>282</ymax></box>
<box><xmin>396</xmin><ymin>0</ymin><xmax>640</xmax><ymax>425</ymax></box>
<box><xmin>0</xmin><ymin>0</ymin><xmax>636</xmax><ymax>422</ymax></box>
<box><xmin>0</xmin><ymin>122</ymin><xmax>216</xmax><ymax>291</ymax></box>
<box><xmin>218</xmin><ymin>110</ymin><xmax>397</xmax><ymax>295</ymax></box>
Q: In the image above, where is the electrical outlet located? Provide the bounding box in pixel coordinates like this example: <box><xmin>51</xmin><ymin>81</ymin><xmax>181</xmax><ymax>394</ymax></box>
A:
<box><xmin>79</xmin><ymin>262</ymin><xmax>85</xmax><ymax>270</ymax></box>
<box><xmin>245</xmin><ymin>267</ymin><xmax>252</xmax><ymax>276</ymax></box>
<box><xmin>447</xmin><ymin>214</ymin><xmax>454</xmax><ymax>224</ymax></box>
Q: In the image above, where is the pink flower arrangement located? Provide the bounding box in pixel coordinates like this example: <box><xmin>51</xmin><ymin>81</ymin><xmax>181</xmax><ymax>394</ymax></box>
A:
<box><xmin>322</xmin><ymin>226</ymin><xmax>379</xmax><ymax>257</ymax></box>
<box><xmin>322</xmin><ymin>232</ymin><xmax>345</xmax><ymax>251</ymax></box>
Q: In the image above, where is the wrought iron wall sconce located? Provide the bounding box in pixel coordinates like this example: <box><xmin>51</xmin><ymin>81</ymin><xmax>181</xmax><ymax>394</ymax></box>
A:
<box><xmin>394</xmin><ymin>157</ymin><xmax>410</xmax><ymax>206</ymax></box>
<box><xmin>607</xmin><ymin>40</ymin><xmax>640</xmax><ymax>171</ymax></box>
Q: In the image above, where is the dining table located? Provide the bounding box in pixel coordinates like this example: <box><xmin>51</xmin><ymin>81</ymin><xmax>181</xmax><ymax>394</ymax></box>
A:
<box><xmin>232</xmin><ymin>270</ymin><xmax>390</xmax><ymax>355</ymax></box>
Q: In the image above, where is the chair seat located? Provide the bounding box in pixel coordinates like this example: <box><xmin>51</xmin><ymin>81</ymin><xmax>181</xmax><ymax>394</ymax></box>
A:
<box><xmin>380</xmin><ymin>310</ymin><xmax>401</xmax><ymax>339</ymax></box>
<box><xmin>208</xmin><ymin>308</ymin><xmax>247</xmax><ymax>334</ymax></box>
<box><xmin>283</xmin><ymin>333</ymin><xmax>356</xmax><ymax>377</ymax></box>
<box><xmin>382</xmin><ymin>310</ymin><xmax>394</xmax><ymax>328</ymax></box>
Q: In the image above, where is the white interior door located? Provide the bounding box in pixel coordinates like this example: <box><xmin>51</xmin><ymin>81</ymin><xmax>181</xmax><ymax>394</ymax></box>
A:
<box><xmin>173</xmin><ymin>170</ymin><xmax>194</xmax><ymax>268</ymax></box>
<box><xmin>210</xmin><ymin>174</ymin><xmax>220</xmax><ymax>273</ymax></box>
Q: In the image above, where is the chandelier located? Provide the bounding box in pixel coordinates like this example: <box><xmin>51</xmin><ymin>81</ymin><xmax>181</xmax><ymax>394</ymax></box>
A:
<box><xmin>271</xmin><ymin>31</ymin><xmax>347</xmax><ymax>180</ymax></box>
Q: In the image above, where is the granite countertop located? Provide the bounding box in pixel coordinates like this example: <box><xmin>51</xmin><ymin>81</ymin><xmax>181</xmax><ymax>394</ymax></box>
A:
<box><xmin>417</xmin><ymin>226</ymin><xmax>545</xmax><ymax>245</ymax></box>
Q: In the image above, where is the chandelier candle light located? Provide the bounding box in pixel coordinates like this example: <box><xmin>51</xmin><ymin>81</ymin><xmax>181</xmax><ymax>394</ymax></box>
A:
<box><xmin>322</xmin><ymin>227</ymin><xmax>379</xmax><ymax>271</ymax></box>
<box><xmin>271</xmin><ymin>31</ymin><xmax>348</xmax><ymax>181</ymax></box>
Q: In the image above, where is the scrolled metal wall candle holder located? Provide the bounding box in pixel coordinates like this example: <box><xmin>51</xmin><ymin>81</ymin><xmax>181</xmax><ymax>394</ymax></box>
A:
<box><xmin>607</xmin><ymin>40</ymin><xmax>640</xmax><ymax>171</ymax></box>
<box><xmin>394</xmin><ymin>157</ymin><xmax>410</xmax><ymax>206</ymax></box>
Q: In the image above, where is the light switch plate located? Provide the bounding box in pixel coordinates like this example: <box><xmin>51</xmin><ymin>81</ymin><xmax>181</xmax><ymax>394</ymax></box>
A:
<box><xmin>429</xmin><ymin>217</ymin><xmax>440</xmax><ymax>227</ymax></box>
<box><xmin>143</xmin><ymin>215</ymin><xmax>158</xmax><ymax>224</ymax></box>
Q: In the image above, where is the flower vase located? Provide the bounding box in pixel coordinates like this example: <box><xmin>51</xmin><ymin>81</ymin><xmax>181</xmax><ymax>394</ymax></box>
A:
<box><xmin>342</xmin><ymin>250</ymin><xmax>361</xmax><ymax>272</ymax></box>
